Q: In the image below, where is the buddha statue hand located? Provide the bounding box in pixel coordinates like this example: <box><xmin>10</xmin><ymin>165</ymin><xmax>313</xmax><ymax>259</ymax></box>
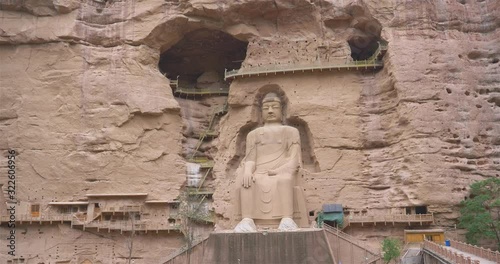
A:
<box><xmin>242</xmin><ymin>172</ymin><xmax>254</xmax><ymax>188</ymax></box>
<box><xmin>242</xmin><ymin>161</ymin><xmax>255</xmax><ymax>188</ymax></box>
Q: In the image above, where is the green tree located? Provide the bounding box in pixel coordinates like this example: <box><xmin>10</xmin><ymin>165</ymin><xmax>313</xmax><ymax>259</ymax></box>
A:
<box><xmin>176</xmin><ymin>190</ymin><xmax>212</xmax><ymax>264</ymax></box>
<box><xmin>458</xmin><ymin>177</ymin><xmax>500</xmax><ymax>249</ymax></box>
<box><xmin>381</xmin><ymin>237</ymin><xmax>401</xmax><ymax>264</ymax></box>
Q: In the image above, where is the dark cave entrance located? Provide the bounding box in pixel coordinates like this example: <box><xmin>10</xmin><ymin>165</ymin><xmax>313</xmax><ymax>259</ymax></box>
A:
<box><xmin>348</xmin><ymin>36</ymin><xmax>381</xmax><ymax>61</ymax></box>
<box><xmin>415</xmin><ymin>206</ymin><xmax>428</xmax><ymax>215</ymax></box>
<box><xmin>158</xmin><ymin>29</ymin><xmax>248</xmax><ymax>94</ymax></box>
<box><xmin>344</xmin><ymin>6</ymin><xmax>385</xmax><ymax>62</ymax></box>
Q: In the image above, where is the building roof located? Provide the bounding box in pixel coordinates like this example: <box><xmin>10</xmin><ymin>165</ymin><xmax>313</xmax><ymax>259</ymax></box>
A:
<box><xmin>49</xmin><ymin>202</ymin><xmax>89</xmax><ymax>205</ymax></box>
<box><xmin>322</xmin><ymin>204</ymin><xmax>343</xmax><ymax>213</ymax></box>
<box><xmin>145</xmin><ymin>200</ymin><xmax>180</xmax><ymax>204</ymax></box>
<box><xmin>85</xmin><ymin>193</ymin><xmax>148</xmax><ymax>197</ymax></box>
<box><xmin>404</xmin><ymin>229</ymin><xmax>444</xmax><ymax>233</ymax></box>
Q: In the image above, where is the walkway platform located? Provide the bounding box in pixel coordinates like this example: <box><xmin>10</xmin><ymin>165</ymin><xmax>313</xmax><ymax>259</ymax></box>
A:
<box><xmin>0</xmin><ymin>215</ymin><xmax>73</xmax><ymax>224</ymax></box>
<box><xmin>81</xmin><ymin>220</ymin><xmax>180</xmax><ymax>234</ymax></box>
<box><xmin>446</xmin><ymin>247</ymin><xmax>496</xmax><ymax>264</ymax></box>
<box><xmin>173</xmin><ymin>87</ymin><xmax>229</xmax><ymax>96</ymax></box>
<box><xmin>169</xmin><ymin>79</ymin><xmax>229</xmax><ymax>97</ymax></box>
<box><xmin>225</xmin><ymin>43</ymin><xmax>388</xmax><ymax>80</ymax></box>
<box><xmin>423</xmin><ymin>240</ymin><xmax>499</xmax><ymax>264</ymax></box>
<box><xmin>344</xmin><ymin>213</ymin><xmax>434</xmax><ymax>227</ymax></box>
<box><xmin>225</xmin><ymin>61</ymin><xmax>383</xmax><ymax>80</ymax></box>
<box><xmin>187</xmin><ymin>157</ymin><xmax>214</xmax><ymax>169</ymax></box>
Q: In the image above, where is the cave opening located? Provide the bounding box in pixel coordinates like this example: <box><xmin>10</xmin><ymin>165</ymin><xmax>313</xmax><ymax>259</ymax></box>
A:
<box><xmin>415</xmin><ymin>206</ymin><xmax>428</xmax><ymax>215</ymax></box>
<box><xmin>158</xmin><ymin>29</ymin><xmax>248</xmax><ymax>94</ymax></box>
<box><xmin>348</xmin><ymin>36</ymin><xmax>380</xmax><ymax>61</ymax></box>
<box><xmin>345</xmin><ymin>10</ymin><xmax>385</xmax><ymax>61</ymax></box>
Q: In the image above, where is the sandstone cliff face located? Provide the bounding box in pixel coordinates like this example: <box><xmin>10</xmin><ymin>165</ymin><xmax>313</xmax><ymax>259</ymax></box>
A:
<box><xmin>0</xmin><ymin>0</ymin><xmax>499</xmax><ymax>262</ymax></box>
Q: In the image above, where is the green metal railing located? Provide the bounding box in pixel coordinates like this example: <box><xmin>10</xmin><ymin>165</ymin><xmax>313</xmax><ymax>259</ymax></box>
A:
<box><xmin>189</xmin><ymin>101</ymin><xmax>228</xmax><ymax>161</ymax></box>
<box><xmin>169</xmin><ymin>77</ymin><xmax>229</xmax><ymax>96</ymax></box>
<box><xmin>187</xmin><ymin>157</ymin><xmax>214</xmax><ymax>169</ymax></box>
<box><xmin>225</xmin><ymin>42</ymin><xmax>388</xmax><ymax>80</ymax></box>
<box><xmin>174</xmin><ymin>86</ymin><xmax>229</xmax><ymax>96</ymax></box>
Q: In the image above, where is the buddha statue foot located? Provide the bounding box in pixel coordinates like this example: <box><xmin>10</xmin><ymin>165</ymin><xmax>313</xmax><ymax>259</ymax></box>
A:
<box><xmin>234</xmin><ymin>218</ymin><xmax>257</xmax><ymax>233</ymax></box>
<box><xmin>278</xmin><ymin>217</ymin><xmax>299</xmax><ymax>231</ymax></box>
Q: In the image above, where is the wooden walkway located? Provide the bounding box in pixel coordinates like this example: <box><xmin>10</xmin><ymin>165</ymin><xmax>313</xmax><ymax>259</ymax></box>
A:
<box><xmin>1</xmin><ymin>214</ymin><xmax>181</xmax><ymax>234</ymax></box>
<box><xmin>82</xmin><ymin>220</ymin><xmax>180</xmax><ymax>234</ymax></box>
<box><xmin>0</xmin><ymin>214</ymin><xmax>73</xmax><ymax>224</ymax></box>
<box><xmin>344</xmin><ymin>213</ymin><xmax>434</xmax><ymax>227</ymax></box>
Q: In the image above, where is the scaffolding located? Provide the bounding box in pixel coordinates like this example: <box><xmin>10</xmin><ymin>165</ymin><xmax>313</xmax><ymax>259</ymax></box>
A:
<box><xmin>188</xmin><ymin>101</ymin><xmax>228</xmax><ymax>167</ymax></box>
<box><xmin>169</xmin><ymin>76</ymin><xmax>229</xmax><ymax>227</ymax></box>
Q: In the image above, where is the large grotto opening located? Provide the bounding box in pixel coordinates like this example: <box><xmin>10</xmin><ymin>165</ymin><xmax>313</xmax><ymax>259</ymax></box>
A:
<box><xmin>159</xmin><ymin>29</ymin><xmax>248</xmax><ymax>93</ymax></box>
<box><xmin>345</xmin><ymin>5</ymin><xmax>385</xmax><ymax>61</ymax></box>
<box><xmin>157</xmin><ymin>28</ymin><xmax>248</xmax><ymax>160</ymax></box>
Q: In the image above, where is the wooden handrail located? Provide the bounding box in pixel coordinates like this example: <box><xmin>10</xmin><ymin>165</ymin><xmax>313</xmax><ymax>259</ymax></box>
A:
<box><xmin>347</xmin><ymin>213</ymin><xmax>434</xmax><ymax>224</ymax></box>
<box><xmin>102</xmin><ymin>205</ymin><xmax>141</xmax><ymax>213</ymax></box>
<box><xmin>0</xmin><ymin>214</ymin><xmax>73</xmax><ymax>222</ymax></box>
<box><xmin>83</xmin><ymin>220</ymin><xmax>180</xmax><ymax>232</ymax></box>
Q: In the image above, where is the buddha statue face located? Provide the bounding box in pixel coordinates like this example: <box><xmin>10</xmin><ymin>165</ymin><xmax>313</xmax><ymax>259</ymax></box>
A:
<box><xmin>261</xmin><ymin>93</ymin><xmax>282</xmax><ymax>124</ymax></box>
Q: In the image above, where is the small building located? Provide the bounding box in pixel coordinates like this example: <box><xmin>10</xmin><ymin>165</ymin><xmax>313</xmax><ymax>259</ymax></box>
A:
<box><xmin>404</xmin><ymin>229</ymin><xmax>445</xmax><ymax>244</ymax></box>
<box><xmin>317</xmin><ymin>204</ymin><xmax>344</xmax><ymax>227</ymax></box>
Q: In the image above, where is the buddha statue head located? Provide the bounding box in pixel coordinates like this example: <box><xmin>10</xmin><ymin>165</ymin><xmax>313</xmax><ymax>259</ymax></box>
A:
<box><xmin>261</xmin><ymin>92</ymin><xmax>283</xmax><ymax>124</ymax></box>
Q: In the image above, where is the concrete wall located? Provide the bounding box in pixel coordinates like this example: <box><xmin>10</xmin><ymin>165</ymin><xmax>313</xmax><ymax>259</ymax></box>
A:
<box><xmin>165</xmin><ymin>230</ymin><xmax>335</xmax><ymax>264</ymax></box>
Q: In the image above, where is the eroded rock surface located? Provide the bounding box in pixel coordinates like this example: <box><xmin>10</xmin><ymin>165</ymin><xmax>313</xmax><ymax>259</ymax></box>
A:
<box><xmin>0</xmin><ymin>0</ymin><xmax>499</xmax><ymax>262</ymax></box>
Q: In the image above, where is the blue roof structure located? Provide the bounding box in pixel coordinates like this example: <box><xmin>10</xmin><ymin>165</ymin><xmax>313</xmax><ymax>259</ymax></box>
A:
<box><xmin>322</xmin><ymin>204</ymin><xmax>343</xmax><ymax>213</ymax></box>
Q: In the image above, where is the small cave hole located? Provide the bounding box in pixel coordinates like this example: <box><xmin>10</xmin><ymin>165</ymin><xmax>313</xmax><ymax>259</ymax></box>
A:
<box><xmin>467</xmin><ymin>50</ymin><xmax>483</xmax><ymax>60</ymax></box>
<box><xmin>446</xmin><ymin>88</ymin><xmax>452</xmax><ymax>94</ymax></box>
